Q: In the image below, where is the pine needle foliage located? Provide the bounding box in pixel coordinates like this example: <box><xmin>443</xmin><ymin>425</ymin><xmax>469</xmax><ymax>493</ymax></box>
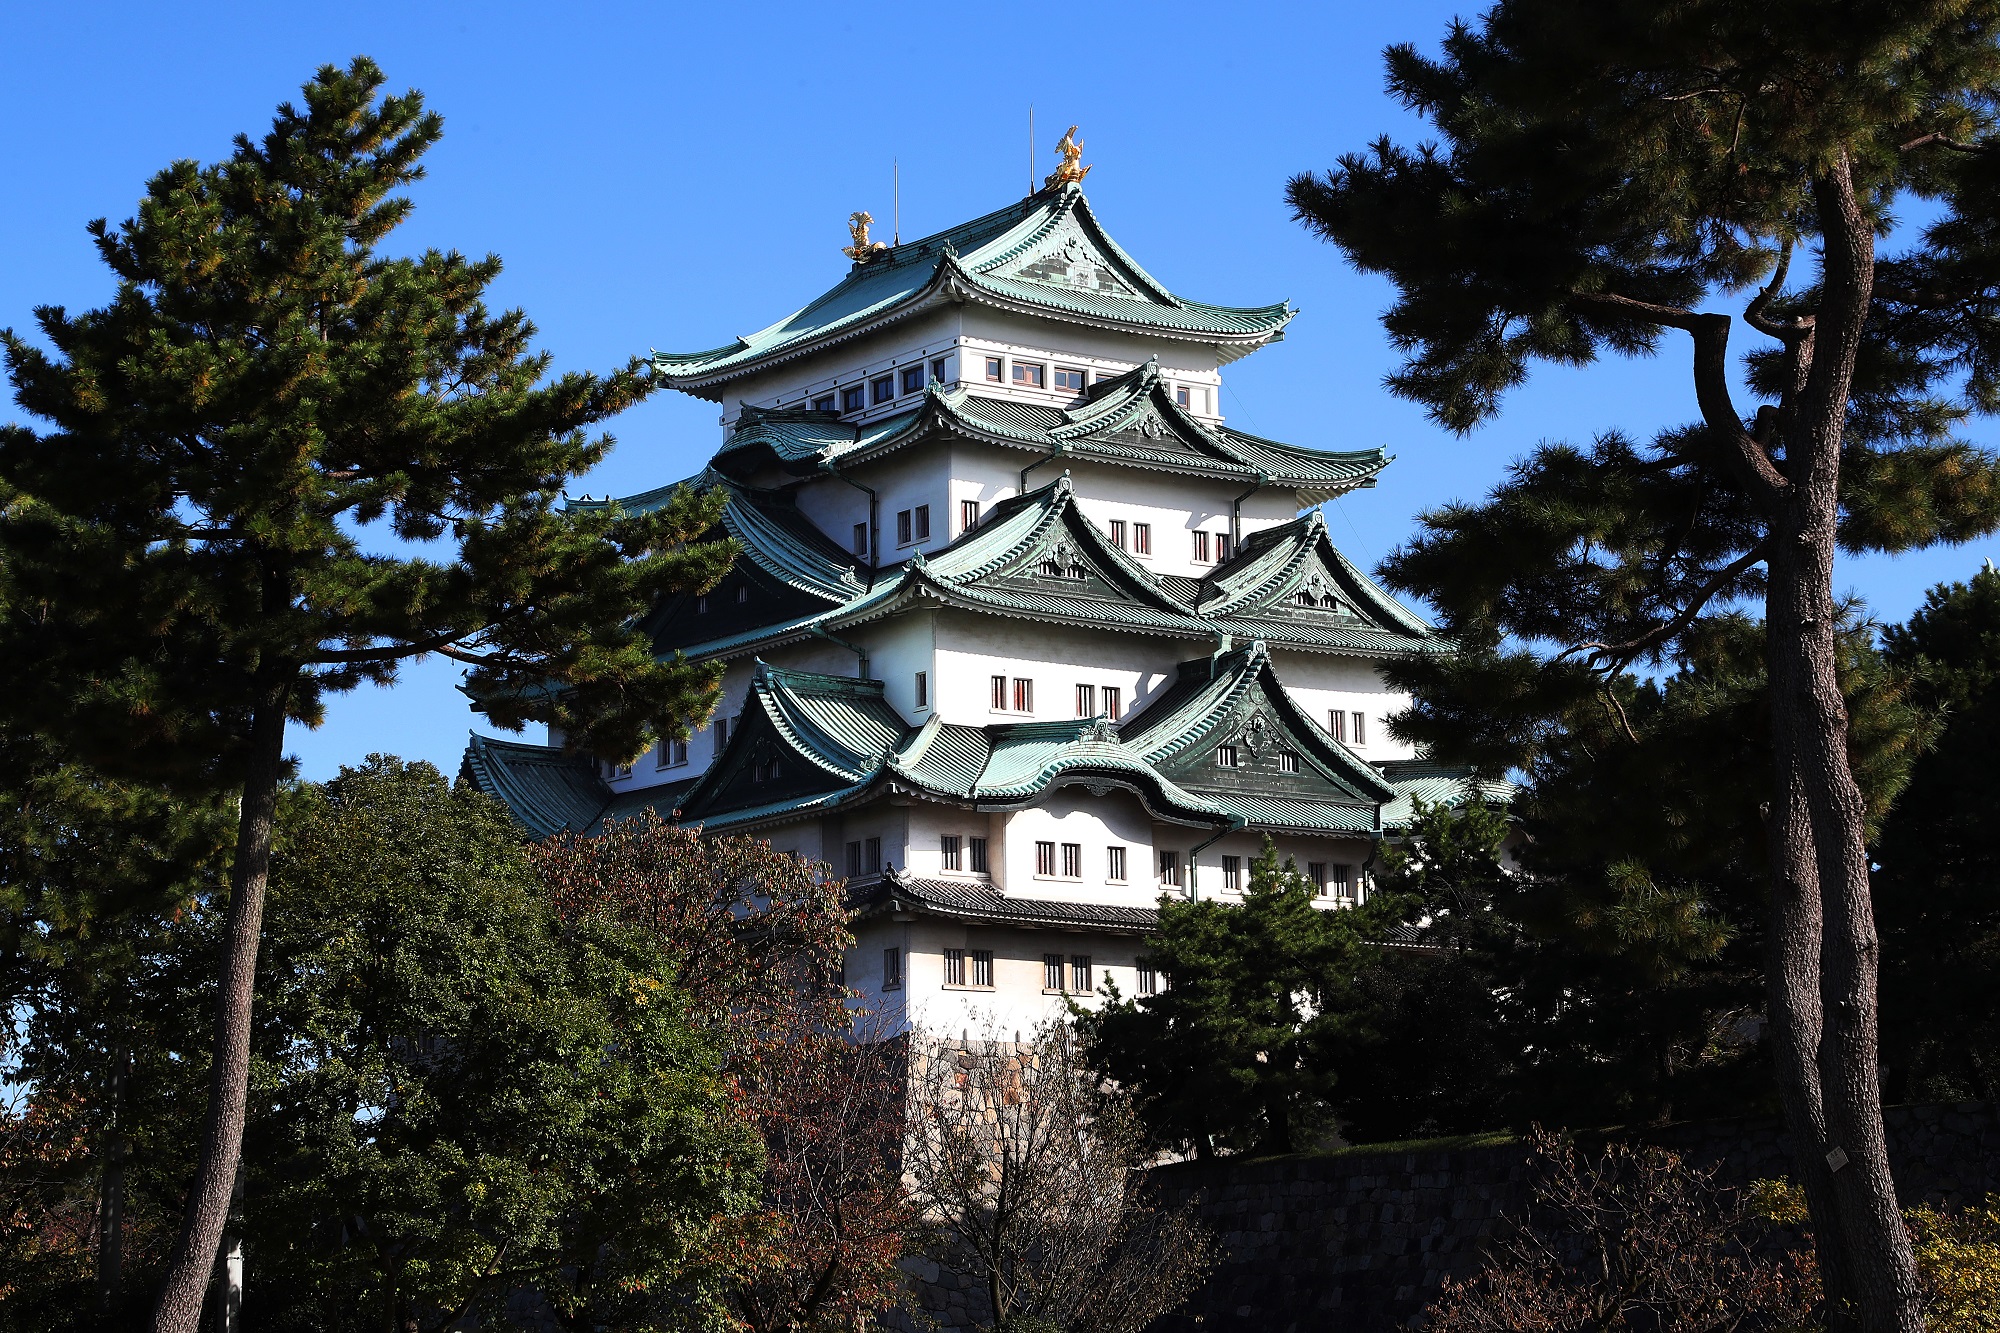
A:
<box><xmin>0</xmin><ymin>58</ymin><xmax>736</xmax><ymax>1331</ymax></box>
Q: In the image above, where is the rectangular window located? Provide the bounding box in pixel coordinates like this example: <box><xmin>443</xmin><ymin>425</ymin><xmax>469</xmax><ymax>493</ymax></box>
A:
<box><xmin>969</xmin><ymin>836</ymin><xmax>989</xmax><ymax>874</ymax></box>
<box><xmin>1043</xmin><ymin>953</ymin><xmax>1065</xmax><ymax>991</ymax></box>
<box><xmin>811</xmin><ymin>393</ymin><xmax>837</xmax><ymax>412</ymax></box>
<box><xmin>940</xmin><ymin>834</ymin><xmax>962</xmax><ymax>870</ymax></box>
<box><xmin>991</xmin><ymin>674</ymin><xmax>1008</xmax><ymax>710</ymax></box>
<box><xmin>960</xmin><ymin>498</ymin><xmax>981</xmax><ymax>532</ymax></box>
<box><xmin>865</xmin><ymin>837</ymin><xmax>882</xmax><ymax>874</ymax></box>
<box><xmin>1107</xmin><ymin>845</ymin><xmax>1127</xmax><ymax>882</ymax></box>
<box><xmin>1278</xmin><ymin>750</ymin><xmax>1300</xmax><ymax>773</ymax></box>
<box><xmin>1071</xmin><ymin>955</ymin><xmax>1093</xmax><ymax>993</ymax></box>
<box><xmin>883</xmin><ymin>947</ymin><xmax>902</xmax><ymax>989</ymax></box>
<box><xmin>657</xmin><ymin>737</ymin><xmax>689</xmax><ymax>770</ymax></box>
<box><xmin>1307</xmin><ymin>861</ymin><xmax>1327</xmax><ymax>892</ymax></box>
<box><xmin>1036</xmin><ymin>841</ymin><xmax>1057</xmax><ymax>876</ymax></box>
<box><xmin>1137</xmin><ymin>962</ymin><xmax>1158</xmax><ymax>996</ymax></box>
<box><xmin>896</xmin><ymin>509</ymin><xmax>913</xmax><ymax>545</ymax></box>
<box><xmin>1011</xmin><ymin>361</ymin><xmax>1045</xmax><ymax>388</ymax></box>
<box><xmin>842</xmin><ymin>385</ymin><xmax>866</xmax><ymax>412</ymax></box>
<box><xmin>696</xmin><ymin>594</ymin><xmax>709</xmax><ymax>614</ymax></box>
<box><xmin>1132</xmin><ymin>522</ymin><xmax>1151</xmax><ymax>556</ymax></box>
<box><xmin>1217</xmin><ymin>533</ymin><xmax>1234</xmax><ymax>561</ymax></box>
<box><xmin>1108</xmin><ymin>519</ymin><xmax>1127</xmax><ymax>548</ymax></box>
<box><xmin>872</xmin><ymin>374</ymin><xmax>896</xmax><ymax>404</ymax></box>
<box><xmin>1076</xmin><ymin>683</ymin><xmax>1096</xmax><ymax>717</ymax></box>
<box><xmin>1102</xmin><ymin>685</ymin><xmax>1121</xmax><ymax>718</ymax></box>
<box><xmin>1012</xmin><ymin>678</ymin><xmax>1034</xmax><ymax>713</ymax></box>
<box><xmin>1352</xmin><ymin>712</ymin><xmax>1367</xmax><ymax>746</ymax></box>
<box><xmin>1175</xmin><ymin>384</ymin><xmax>1191</xmax><ymax>408</ymax></box>
<box><xmin>1192</xmin><ymin>531</ymin><xmax>1211</xmax><ymax>563</ymax></box>
<box><xmin>1329</xmin><ymin>710</ymin><xmax>1347</xmax><ymax>743</ymax></box>
<box><xmin>915</xmin><ymin>671</ymin><xmax>929</xmax><ymax>709</ymax></box>
<box><xmin>1054</xmin><ymin>365</ymin><xmax>1086</xmax><ymax>391</ymax></box>
<box><xmin>608</xmin><ymin>761</ymin><xmax>634</xmax><ymax>779</ymax></box>
<box><xmin>914</xmin><ymin>505</ymin><xmax>930</xmax><ymax>540</ymax></box>
<box><xmin>901</xmin><ymin>365</ymin><xmax>925</xmax><ymax>395</ymax></box>
<box><xmin>931</xmin><ymin>356</ymin><xmax>948</xmax><ymax>383</ymax></box>
<box><xmin>1158</xmin><ymin>850</ymin><xmax>1181</xmax><ymax>887</ymax></box>
<box><xmin>846</xmin><ymin>840</ymin><xmax>862</xmax><ymax>878</ymax></box>
<box><xmin>1215</xmin><ymin>744</ymin><xmax>1239</xmax><ymax>768</ymax></box>
<box><xmin>1222</xmin><ymin>855</ymin><xmax>1243</xmax><ymax>891</ymax></box>
<box><xmin>853</xmin><ymin>523</ymin><xmax>869</xmax><ymax>556</ymax></box>
<box><xmin>971</xmin><ymin>948</ymin><xmax>993</xmax><ymax>987</ymax></box>
<box><xmin>714</xmin><ymin>716</ymin><xmax>730</xmax><ymax>750</ymax></box>
<box><xmin>752</xmin><ymin>757</ymin><xmax>769</xmax><ymax>784</ymax></box>
<box><xmin>985</xmin><ymin>356</ymin><xmax>1004</xmax><ymax>382</ymax></box>
<box><xmin>943</xmin><ymin>947</ymin><xmax>966</xmax><ymax>986</ymax></box>
<box><xmin>1060</xmin><ymin>842</ymin><xmax>1082</xmax><ymax>878</ymax></box>
<box><xmin>1332</xmin><ymin>863</ymin><xmax>1355</xmax><ymax>900</ymax></box>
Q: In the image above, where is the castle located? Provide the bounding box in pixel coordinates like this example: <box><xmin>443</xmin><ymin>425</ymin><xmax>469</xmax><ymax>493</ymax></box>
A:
<box><xmin>463</xmin><ymin>156</ymin><xmax>1483</xmax><ymax>1033</ymax></box>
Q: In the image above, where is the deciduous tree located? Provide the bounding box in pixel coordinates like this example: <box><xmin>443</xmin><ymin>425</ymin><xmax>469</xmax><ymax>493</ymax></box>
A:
<box><xmin>0</xmin><ymin>59</ymin><xmax>734</xmax><ymax>1331</ymax></box>
<box><xmin>1289</xmin><ymin>7</ymin><xmax>2000</xmax><ymax>1323</ymax></box>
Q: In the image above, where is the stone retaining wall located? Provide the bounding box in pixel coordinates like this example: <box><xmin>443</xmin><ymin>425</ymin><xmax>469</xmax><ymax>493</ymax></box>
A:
<box><xmin>1146</xmin><ymin>1101</ymin><xmax>1999</xmax><ymax>1332</ymax></box>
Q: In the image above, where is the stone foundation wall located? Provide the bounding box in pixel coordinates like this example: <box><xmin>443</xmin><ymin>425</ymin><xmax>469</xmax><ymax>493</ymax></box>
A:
<box><xmin>1146</xmin><ymin>1101</ymin><xmax>2000</xmax><ymax>1332</ymax></box>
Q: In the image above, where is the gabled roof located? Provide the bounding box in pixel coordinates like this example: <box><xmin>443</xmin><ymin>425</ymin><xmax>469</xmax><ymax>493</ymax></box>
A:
<box><xmin>1120</xmin><ymin>640</ymin><xmax>1398</xmax><ymax>820</ymax></box>
<box><xmin>574</xmin><ymin>471</ymin><xmax>864</xmax><ymax>605</ymax></box>
<box><xmin>460</xmin><ymin>733</ymin><xmax>609</xmax><ymax>839</ymax></box>
<box><xmin>653</xmin><ymin>185</ymin><xmax>1293</xmax><ymax>399</ymax></box>
<box><xmin>707</xmin><ymin>361</ymin><xmax>1388</xmax><ymax>500</ymax></box>
<box><xmin>645</xmin><ymin>475</ymin><xmax>1446</xmax><ymax>667</ymax></box>
<box><xmin>1377</xmin><ymin>759</ymin><xmax>1516</xmax><ymax>829</ymax></box>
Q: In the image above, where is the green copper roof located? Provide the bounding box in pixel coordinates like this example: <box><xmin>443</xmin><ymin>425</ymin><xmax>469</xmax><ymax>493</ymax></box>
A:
<box><xmin>1377</xmin><ymin>760</ymin><xmax>1516</xmax><ymax>829</ymax></box>
<box><xmin>653</xmin><ymin>185</ymin><xmax>1293</xmax><ymax>398</ymax></box>
<box><xmin>460</xmin><ymin>733</ymin><xmax>608</xmax><ymax>839</ymax></box>
<box><xmin>641</xmin><ymin>474</ymin><xmax>1445</xmax><ymax>668</ymax></box>
<box><xmin>710</xmin><ymin>362</ymin><xmax>1388</xmax><ymax>499</ymax></box>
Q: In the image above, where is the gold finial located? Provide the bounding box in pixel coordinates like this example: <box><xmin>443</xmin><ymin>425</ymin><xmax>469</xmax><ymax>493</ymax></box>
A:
<box><xmin>842</xmin><ymin>210</ymin><xmax>888</xmax><ymax>263</ymax></box>
<box><xmin>1043</xmin><ymin>125</ymin><xmax>1091</xmax><ymax>190</ymax></box>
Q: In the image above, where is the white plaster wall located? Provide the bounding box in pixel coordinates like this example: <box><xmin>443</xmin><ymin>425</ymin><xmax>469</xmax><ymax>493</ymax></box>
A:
<box><xmin>931</xmin><ymin>611</ymin><xmax>1190</xmax><ymax>726</ymax></box>
<box><xmin>1162</xmin><ymin>828</ymin><xmax>1379</xmax><ymax>904</ymax></box>
<box><xmin>721</xmin><ymin>307</ymin><xmax>963</xmax><ymax>428</ymax></box>
<box><xmin>902</xmin><ymin>800</ymin><xmax>1003</xmax><ymax>884</ymax></box>
<box><xmin>860</xmin><ymin>611</ymin><xmax>937</xmax><ymax>721</ymax></box>
<box><xmin>999</xmin><ymin>790</ymin><xmax>1170</xmax><ymax>910</ymax></box>
<box><xmin>888</xmin><ymin>919</ymin><xmax>1160</xmax><ymax>1037</ymax></box>
<box><xmin>1271</xmin><ymin>649</ymin><xmax>1417</xmax><ymax>762</ymax></box>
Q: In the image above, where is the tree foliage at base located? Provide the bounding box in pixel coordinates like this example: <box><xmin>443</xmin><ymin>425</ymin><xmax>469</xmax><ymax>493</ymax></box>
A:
<box><xmin>903</xmin><ymin>1021</ymin><xmax>1215</xmax><ymax>1333</ymax></box>
<box><xmin>1077</xmin><ymin>842</ymin><xmax>1397</xmax><ymax>1157</ymax></box>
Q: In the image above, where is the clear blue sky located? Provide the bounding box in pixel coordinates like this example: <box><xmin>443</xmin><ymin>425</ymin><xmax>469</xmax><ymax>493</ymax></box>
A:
<box><xmin>5</xmin><ymin>2</ymin><xmax>1993</xmax><ymax>782</ymax></box>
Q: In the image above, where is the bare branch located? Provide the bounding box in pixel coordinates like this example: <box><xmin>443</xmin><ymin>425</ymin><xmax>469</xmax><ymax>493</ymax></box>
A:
<box><xmin>1898</xmin><ymin>131</ymin><xmax>1982</xmax><ymax>154</ymax></box>
<box><xmin>1743</xmin><ymin>241</ymin><xmax>1811</xmax><ymax>343</ymax></box>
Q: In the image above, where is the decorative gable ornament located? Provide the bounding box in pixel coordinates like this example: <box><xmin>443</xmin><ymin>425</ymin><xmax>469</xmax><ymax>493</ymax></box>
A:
<box><xmin>1140</xmin><ymin>416</ymin><xmax>1165</xmax><ymax>441</ymax></box>
<box><xmin>1237</xmin><ymin>709</ymin><xmax>1273</xmax><ymax>760</ymax></box>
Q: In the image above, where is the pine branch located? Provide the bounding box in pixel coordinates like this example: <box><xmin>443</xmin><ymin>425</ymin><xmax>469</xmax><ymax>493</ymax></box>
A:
<box><xmin>1558</xmin><ymin>540</ymin><xmax>1770</xmax><ymax>674</ymax></box>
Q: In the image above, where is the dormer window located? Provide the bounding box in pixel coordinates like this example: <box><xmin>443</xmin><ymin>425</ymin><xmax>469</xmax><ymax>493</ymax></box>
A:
<box><xmin>1054</xmin><ymin>366</ymin><xmax>1086</xmax><ymax>391</ymax></box>
<box><xmin>901</xmin><ymin>365</ymin><xmax>925</xmax><ymax>395</ymax></box>
<box><xmin>1012</xmin><ymin>361</ymin><xmax>1046</xmax><ymax>389</ymax></box>
<box><xmin>841</xmin><ymin>385</ymin><xmax>866</xmax><ymax>412</ymax></box>
<box><xmin>812</xmin><ymin>394</ymin><xmax>836</xmax><ymax>412</ymax></box>
<box><xmin>872</xmin><ymin>374</ymin><xmax>896</xmax><ymax>404</ymax></box>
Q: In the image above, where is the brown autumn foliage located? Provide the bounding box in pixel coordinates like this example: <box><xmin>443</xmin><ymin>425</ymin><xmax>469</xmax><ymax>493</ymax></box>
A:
<box><xmin>531</xmin><ymin>813</ymin><xmax>922</xmax><ymax>1332</ymax></box>
<box><xmin>1423</xmin><ymin>1128</ymin><xmax>1818</xmax><ymax>1332</ymax></box>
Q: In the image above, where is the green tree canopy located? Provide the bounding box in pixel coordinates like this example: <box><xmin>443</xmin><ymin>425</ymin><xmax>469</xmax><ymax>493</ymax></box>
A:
<box><xmin>0</xmin><ymin>59</ymin><xmax>736</xmax><ymax>1330</ymax></box>
<box><xmin>1078</xmin><ymin>842</ymin><xmax>1397</xmax><ymax>1157</ymax></box>
<box><xmin>1286</xmin><ymin>6</ymin><xmax>2000</xmax><ymax>1323</ymax></box>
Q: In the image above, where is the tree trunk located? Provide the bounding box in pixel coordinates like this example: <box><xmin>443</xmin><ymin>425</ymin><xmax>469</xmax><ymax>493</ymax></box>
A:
<box><xmin>147</xmin><ymin>671</ymin><xmax>291</xmax><ymax>1333</ymax></box>
<box><xmin>1755</xmin><ymin>163</ymin><xmax>1924</xmax><ymax>1333</ymax></box>
<box><xmin>94</xmin><ymin>1044</ymin><xmax>129</xmax><ymax>1317</ymax></box>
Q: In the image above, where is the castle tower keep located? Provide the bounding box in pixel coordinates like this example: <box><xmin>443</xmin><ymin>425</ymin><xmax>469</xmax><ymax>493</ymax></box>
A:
<box><xmin>462</xmin><ymin>173</ymin><xmax>1496</xmax><ymax>1033</ymax></box>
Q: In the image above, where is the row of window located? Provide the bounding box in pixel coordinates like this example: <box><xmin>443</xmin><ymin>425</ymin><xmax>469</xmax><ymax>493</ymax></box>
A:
<box><xmin>982</xmin><ymin>355</ymin><xmax>1210</xmax><ymax>413</ymax></box>
<box><xmin>694</xmin><ymin>585</ymin><xmax>751</xmax><ymax>615</ymax></box>
<box><xmin>878</xmin><ymin>947</ymin><xmax>1160</xmax><ymax>996</ymax></box>
<box><xmin>939</xmin><ymin>834</ymin><xmax>991</xmax><ymax>873</ymax></box>
<box><xmin>1104</xmin><ymin>519</ymin><xmax>1153</xmax><ymax>556</ymax></box>
<box><xmin>1034</xmin><ymin>840</ymin><xmax>1125</xmax><ymax>881</ymax></box>
<box><xmin>813</xmin><ymin>357</ymin><xmax>951</xmax><ymax>415</ymax></box>
<box><xmin>853</xmin><ymin>501</ymin><xmax>980</xmax><ymax>557</ymax></box>
<box><xmin>1155</xmin><ymin>849</ymin><xmax>1358</xmax><ymax>898</ymax></box>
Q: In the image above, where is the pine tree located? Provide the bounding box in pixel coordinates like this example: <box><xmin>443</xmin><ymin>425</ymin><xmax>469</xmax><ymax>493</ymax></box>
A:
<box><xmin>0</xmin><ymin>60</ymin><xmax>734</xmax><ymax>1332</ymax></box>
<box><xmin>1288</xmin><ymin>7</ymin><xmax>2000</xmax><ymax>1326</ymax></box>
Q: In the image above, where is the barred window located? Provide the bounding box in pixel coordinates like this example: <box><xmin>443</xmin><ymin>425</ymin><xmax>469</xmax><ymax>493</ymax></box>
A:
<box><xmin>883</xmin><ymin>947</ymin><xmax>902</xmax><ymax>989</ymax></box>
<box><xmin>940</xmin><ymin>835</ymin><xmax>962</xmax><ymax>871</ymax></box>
<box><xmin>1070</xmin><ymin>955</ymin><xmax>1093</xmax><ymax>994</ymax></box>
<box><xmin>1329</xmin><ymin>710</ymin><xmax>1347</xmax><ymax>743</ymax></box>
<box><xmin>1076</xmin><ymin>683</ymin><xmax>1097</xmax><ymax>717</ymax></box>
<box><xmin>1108</xmin><ymin>519</ymin><xmax>1127</xmax><ymax>548</ymax></box>
<box><xmin>915</xmin><ymin>671</ymin><xmax>929</xmax><ymax>709</ymax></box>
<box><xmin>1102</xmin><ymin>686</ymin><xmax>1121</xmax><ymax>718</ymax></box>
<box><xmin>971</xmin><ymin>949</ymin><xmax>994</xmax><ymax>987</ymax></box>
<box><xmin>1060</xmin><ymin>842</ymin><xmax>1082</xmax><ymax>878</ymax></box>
<box><xmin>1192</xmin><ymin>530</ymin><xmax>1211</xmax><ymax>563</ymax></box>
<box><xmin>1332</xmin><ymin>863</ymin><xmax>1355</xmax><ymax>900</ymax></box>
<box><xmin>961</xmin><ymin>499</ymin><xmax>981</xmax><ymax>532</ymax></box>
<box><xmin>1136</xmin><ymin>962</ymin><xmax>1158</xmax><ymax>996</ymax></box>
<box><xmin>1036</xmin><ymin>841</ymin><xmax>1057</xmax><ymax>876</ymax></box>
<box><xmin>992</xmin><ymin>674</ymin><xmax>1008</xmax><ymax>710</ymax></box>
<box><xmin>943</xmin><ymin>948</ymin><xmax>966</xmax><ymax>986</ymax></box>
<box><xmin>1278</xmin><ymin>751</ymin><xmax>1300</xmax><ymax>773</ymax></box>
<box><xmin>914</xmin><ymin>505</ymin><xmax>930</xmax><ymax>540</ymax></box>
<box><xmin>846</xmin><ymin>841</ymin><xmax>862</xmax><ymax>878</ymax></box>
<box><xmin>1222</xmin><ymin>855</ymin><xmax>1242</xmax><ymax>890</ymax></box>
<box><xmin>1012</xmin><ymin>678</ymin><xmax>1034</xmax><ymax>713</ymax></box>
<box><xmin>1216</xmin><ymin>744</ymin><xmax>1239</xmax><ymax>768</ymax></box>
<box><xmin>864</xmin><ymin>837</ymin><xmax>881</xmax><ymax>874</ymax></box>
<box><xmin>969</xmin><ymin>836</ymin><xmax>990</xmax><ymax>873</ymax></box>
<box><xmin>1043</xmin><ymin>953</ymin><xmax>1064</xmax><ymax>991</ymax></box>
<box><xmin>1106</xmin><ymin>845</ymin><xmax>1127</xmax><ymax>882</ymax></box>
<box><xmin>1132</xmin><ymin>522</ymin><xmax>1151</xmax><ymax>555</ymax></box>
<box><xmin>1308</xmin><ymin>861</ymin><xmax>1328</xmax><ymax>893</ymax></box>
<box><xmin>1158</xmin><ymin>850</ymin><xmax>1182</xmax><ymax>887</ymax></box>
